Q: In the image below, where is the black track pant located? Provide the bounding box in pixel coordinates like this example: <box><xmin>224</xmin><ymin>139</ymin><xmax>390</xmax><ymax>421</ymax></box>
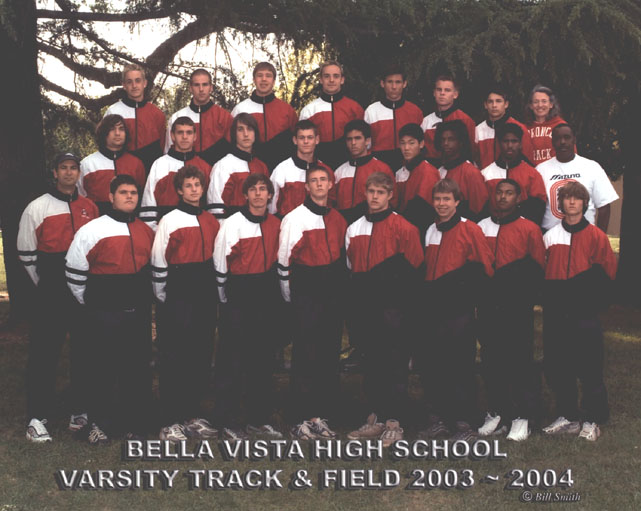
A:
<box><xmin>543</xmin><ymin>309</ymin><xmax>609</xmax><ymax>423</ymax></box>
<box><xmin>26</xmin><ymin>281</ymin><xmax>89</xmax><ymax>420</ymax></box>
<box><xmin>478</xmin><ymin>302</ymin><xmax>541</xmax><ymax>422</ymax></box>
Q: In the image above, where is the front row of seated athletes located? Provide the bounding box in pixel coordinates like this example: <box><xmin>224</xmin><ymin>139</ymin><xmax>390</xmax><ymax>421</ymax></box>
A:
<box><xmin>19</xmin><ymin>142</ymin><xmax>616</xmax><ymax>445</ymax></box>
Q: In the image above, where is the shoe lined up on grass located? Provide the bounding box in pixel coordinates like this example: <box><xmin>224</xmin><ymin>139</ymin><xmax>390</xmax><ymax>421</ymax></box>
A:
<box><xmin>418</xmin><ymin>418</ymin><xmax>451</xmax><ymax>440</ymax></box>
<box><xmin>87</xmin><ymin>423</ymin><xmax>109</xmax><ymax>445</ymax></box>
<box><xmin>347</xmin><ymin>413</ymin><xmax>386</xmax><ymax>440</ymax></box>
<box><xmin>246</xmin><ymin>424</ymin><xmax>284</xmax><ymax>439</ymax></box>
<box><xmin>478</xmin><ymin>413</ymin><xmax>506</xmax><ymax>436</ymax></box>
<box><xmin>380</xmin><ymin>419</ymin><xmax>403</xmax><ymax>448</ymax></box>
<box><xmin>309</xmin><ymin>417</ymin><xmax>336</xmax><ymax>439</ymax></box>
<box><xmin>290</xmin><ymin>421</ymin><xmax>317</xmax><ymax>440</ymax></box>
<box><xmin>26</xmin><ymin>418</ymin><xmax>52</xmax><ymax>443</ymax></box>
<box><xmin>506</xmin><ymin>418</ymin><xmax>530</xmax><ymax>442</ymax></box>
<box><xmin>184</xmin><ymin>418</ymin><xmax>218</xmax><ymax>440</ymax></box>
<box><xmin>578</xmin><ymin>422</ymin><xmax>601</xmax><ymax>441</ymax></box>
<box><xmin>68</xmin><ymin>413</ymin><xmax>88</xmax><ymax>432</ymax></box>
<box><xmin>222</xmin><ymin>428</ymin><xmax>250</xmax><ymax>442</ymax></box>
<box><xmin>451</xmin><ymin>421</ymin><xmax>478</xmax><ymax>443</ymax></box>
<box><xmin>160</xmin><ymin>423</ymin><xmax>187</xmax><ymax>443</ymax></box>
<box><xmin>542</xmin><ymin>416</ymin><xmax>581</xmax><ymax>435</ymax></box>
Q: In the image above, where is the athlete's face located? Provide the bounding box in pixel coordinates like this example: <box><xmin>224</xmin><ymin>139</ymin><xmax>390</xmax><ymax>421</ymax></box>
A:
<box><xmin>305</xmin><ymin>170</ymin><xmax>332</xmax><ymax>203</ymax></box>
<box><xmin>190</xmin><ymin>73</ymin><xmax>213</xmax><ymax>105</ymax></box>
<box><xmin>440</xmin><ymin>130</ymin><xmax>462</xmax><ymax>160</ymax></box>
<box><xmin>244</xmin><ymin>181</ymin><xmax>272</xmax><ymax>213</ymax></box>
<box><xmin>399</xmin><ymin>135</ymin><xmax>424</xmax><ymax>162</ymax></box>
<box><xmin>484</xmin><ymin>93</ymin><xmax>508</xmax><ymax>121</ymax></box>
<box><xmin>366</xmin><ymin>184</ymin><xmax>392</xmax><ymax>214</ymax></box>
<box><xmin>380</xmin><ymin>74</ymin><xmax>407</xmax><ymax>102</ymax></box>
<box><xmin>105</xmin><ymin>121</ymin><xmax>126</xmax><ymax>151</ymax></box>
<box><xmin>530</xmin><ymin>92</ymin><xmax>552</xmax><ymax>122</ymax></box>
<box><xmin>552</xmin><ymin>125</ymin><xmax>576</xmax><ymax>163</ymax></box>
<box><xmin>253</xmin><ymin>69</ymin><xmax>275</xmax><ymax>97</ymax></box>
<box><xmin>495</xmin><ymin>182</ymin><xmax>519</xmax><ymax>214</ymax></box>
<box><xmin>235</xmin><ymin>122</ymin><xmax>256</xmax><ymax>152</ymax></box>
<box><xmin>434</xmin><ymin>80</ymin><xmax>459</xmax><ymax>110</ymax></box>
<box><xmin>123</xmin><ymin>70</ymin><xmax>147</xmax><ymax>102</ymax></box>
<box><xmin>499</xmin><ymin>132</ymin><xmax>522</xmax><ymax>162</ymax></box>
<box><xmin>320</xmin><ymin>65</ymin><xmax>344</xmax><ymax>95</ymax></box>
<box><xmin>562</xmin><ymin>195</ymin><xmax>584</xmax><ymax>219</ymax></box>
<box><xmin>171</xmin><ymin>124</ymin><xmax>196</xmax><ymax>152</ymax></box>
<box><xmin>110</xmin><ymin>183</ymin><xmax>139</xmax><ymax>213</ymax></box>
<box><xmin>178</xmin><ymin>177</ymin><xmax>203</xmax><ymax>206</ymax></box>
<box><xmin>53</xmin><ymin>159</ymin><xmax>80</xmax><ymax>189</ymax></box>
<box><xmin>433</xmin><ymin>191</ymin><xmax>460</xmax><ymax>222</ymax></box>
<box><xmin>345</xmin><ymin>129</ymin><xmax>369</xmax><ymax>159</ymax></box>
<box><xmin>293</xmin><ymin>129</ymin><xmax>319</xmax><ymax>158</ymax></box>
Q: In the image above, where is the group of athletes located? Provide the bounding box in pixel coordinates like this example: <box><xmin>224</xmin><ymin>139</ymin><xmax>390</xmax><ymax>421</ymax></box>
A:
<box><xmin>17</xmin><ymin>59</ymin><xmax>619</xmax><ymax>447</ymax></box>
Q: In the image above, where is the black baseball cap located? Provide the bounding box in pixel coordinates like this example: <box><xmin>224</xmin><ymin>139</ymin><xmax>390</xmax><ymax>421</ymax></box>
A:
<box><xmin>54</xmin><ymin>152</ymin><xmax>81</xmax><ymax>167</ymax></box>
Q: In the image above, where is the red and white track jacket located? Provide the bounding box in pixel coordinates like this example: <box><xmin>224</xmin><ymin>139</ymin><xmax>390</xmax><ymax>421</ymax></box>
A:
<box><xmin>481</xmin><ymin>157</ymin><xmax>547</xmax><ymax>224</ymax></box>
<box><xmin>300</xmin><ymin>92</ymin><xmax>364</xmax><ymax>143</ymax></box>
<box><xmin>421</xmin><ymin>106</ymin><xmax>477</xmax><ymax>162</ymax></box>
<box><xmin>65</xmin><ymin>209</ymin><xmax>154</xmax><ymax>308</ymax></box>
<box><xmin>364</xmin><ymin>97</ymin><xmax>423</xmax><ymax>153</ymax></box>
<box><xmin>475</xmin><ymin>116</ymin><xmax>534</xmax><ymax>170</ymax></box>
<box><xmin>206</xmin><ymin>147</ymin><xmax>269</xmax><ymax>219</ymax></box>
<box><xmin>438</xmin><ymin>157</ymin><xmax>488</xmax><ymax>221</ymax></box>
<box><xmin>526</xmin><ymin>116</ymin><xmax>568</xmax><ymax>166</ymax></box>
<box><xmin>269</xmin><ymin>155</ymin><xmax>335</xmax><ymax>217</ymax></box>
<box><xmin>140</xmin><ymin>148</ymin><xmax>212</xmax><ymax>230</ymax></box>
<box><xmin>334</xmin><ymin>154</ymin><xmax>395</xmax><ymax>223</ymax></box>
<box><xmin>165</xmin><ymin>100</ymin><xmax>233</xmax><ymax>166</ymax></box>
<box><xmin>213</xmin><ymin>207</ymin><xmax>281</xmax><ymax>303</ymax></box>
<box><xmin>105</xmin><ymin>98</ymin><xmax>166</xmax><ymax>169</ymax></box>
<box><xmin>79</xmin><ymin>149</ymin><xmax>146</xmax><ymax>212</ymax></box>
<box><xmin>543</xmin><ymin>218</ymin><xmax>617</xmax><ymax>312</ymax></box>
<box><xmin>278</xmin><ymin>197</ymin><xmax>347</xmax><ymax>302</ymax></box>
<box><xmin>150</xmin><ymin>201</ymin><xmax>220</xmax><ymax>303</ymax></box>
<box><xmin>478</xmin><ymin>212</ymin><xmax>545</xmax><ymax>302</ymax></box>
<box><xmin>395</xmin><ymin>155</ymin><xmax>440</xmax><ymax>236</ymax></box>
<box><xmin>18</xmin><ymin>188</ymin><xmax>99</xmax><ymax>286</ymax></box>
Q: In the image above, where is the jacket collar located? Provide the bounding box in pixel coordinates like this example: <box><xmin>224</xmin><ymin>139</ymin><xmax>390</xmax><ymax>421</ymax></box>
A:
<box><xmin>231</xmin><ymin>146</ymin><xmax>252</xmax><ymax>162</ymax></box>
<box><xmin>486</xmin><ymin>114</ymin><xmax>507</xmax><ymax>129</ymax></box>
<box><xmin>122</xmin><ymin>96</ymin><xmax>147</xmax><ymax>108</ymax></box>
<box><xmin>49</xmin><ymin>186</ymin><xmax>78</xmax><ymax>203</ymax></box>
<box><xmin>349</xmin><ymin>154</ymin><xmax>374</xmax><ymax>167</ymax></box>
<box><xmin>562</xmin><ymin>216</ymin><xmax>589</xmax><ymax>234</ymax></box>
<box><xmin>436</xmin><ymin>104</ymin><xmax>457</xmax><ymax>119</ymax></box>
<box><xmin>107</xmin><ymin>208</ymin><xmax>136</xmax><ymax>223</ymax></box>
<box><xmin>405</xmin><ymin>153</ymin><xmax>425</xmax><ymax>172</ymax></box>
<box><xmin>168</xmin><ymin>147</ymin><xmax>196</xmax><ymax>162</ymax></box>
<box><xmin>320</xmin><ymin>90</ymin><xmax>345</xmax><ymax>103</ymax></box>
<box><xmin>437</xmin><ymin>213</ymin><xmax>461</xmax><ymax>232</ymax></box>
<box><xmin>381</xmin><ymin>96</ymin><xmax>406</xmax><ymax>109</ymax></box>
<box><xmin>303</xmin><ymin>195</ymin><xmax>330</xmax><ymax>216</ymax></box>
<box><xmin>240</xmin><ymin>205</ymin><xmax>269</xmax><ymax>223</ymax></box>
<box><xmin>365</xmin><ymin>207</ymin><xmax>393</xmax><ymax>223</ymax></box>
<box><xmin>189</xmin><ymin>99</ymin><xmax>213</xmax><ymax>113</ymax></box>
<box><xmin>292</xmin><ymin>154</ymin><xmax>317</xmax><ymax>170</ymax></box>
<box><xmin>442</xmin><ymin>155</ymin><xmax>466</xmax><ymax>171</ymax></box>
<box><xmin>496</xmin><ymin>155</ymin><xmax>523</xmax><ymax>169</ymax></box>
<box><xmin>491</xmin><ymin>210</ymin><xmax>520</xmax><ymax>225</ymax></box>
<box><xmin>99</xmin><ymin>147</ymin><xmax>126</xmax><ymax>161</ymax></box>
<box><xmin>177</xmin><ymin>200</ymin><xmax>202</xmax><ymax>216</ymax></box>
<box><xmin>251</xmin><ymin>91</ymin><xmax>275</xmax><ymax>104</ymax></box>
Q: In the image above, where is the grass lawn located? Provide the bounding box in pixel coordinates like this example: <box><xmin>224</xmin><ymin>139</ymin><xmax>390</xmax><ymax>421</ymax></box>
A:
<box><xmin>0</xmin><ymin>301</ymin><xmax>640</xmax><ymax>510</ymax></box>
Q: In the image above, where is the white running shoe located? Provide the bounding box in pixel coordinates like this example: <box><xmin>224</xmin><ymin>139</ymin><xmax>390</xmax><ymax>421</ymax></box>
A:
<box><xmin>26</xmin><ymin>418</ymin><xmax>52</xmax><ymax>443</ymax></box>
<box><xmin>309</xmin><ymin>417</ymin><xmax>336</xmax><ymax>439</ymax></box>
<box><xmin>160</xmin><ymin>423</ymin><xmax>188</xmax><ymax>443</ymax></box>
<box><xmin>506</xmin><ymin>418</ymin><xmax>530</xmax><ymax>441</ymax></box>
<box><xmin>380</xmin><ymin>419</ymin><xmax>404</xmax><ymax>448</ymax></box>
<box><xmin>68</xmin><ymin>413</ymin><xmax>88</xmax><ymax>432</ymax></box>
<box><xmin>578</xmin><ymin>422</ymin><xmax>601</xmax><ymax>441</ymax></box>
<box><xmin>542</xmin><ymin>416</ymin><xmax>581</xmax><ymax>435</ymax></box>
<box><xmin>478</xmin><ymin>413</ymin><xmax>502</xmax><ymax>436</ymax></box>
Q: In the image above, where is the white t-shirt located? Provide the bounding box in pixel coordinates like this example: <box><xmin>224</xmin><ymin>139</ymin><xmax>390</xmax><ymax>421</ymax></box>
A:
<box><xmin>536</xmin><ymin>155</ymin><xmax>619</xmax><ymax>230</ymax></box>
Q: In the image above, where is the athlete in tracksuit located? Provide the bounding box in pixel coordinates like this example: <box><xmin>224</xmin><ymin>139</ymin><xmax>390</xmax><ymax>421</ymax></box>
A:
<box><xmin>213</xmin><ymin>173</ymin><xmax>282</xmax><ymax>436</ymax></box>
<box><xmin>345</xmin><ymin>172</ymin><xmax>423</xmax><ymax>422</ymax></box>
<box><xmin>19</xmin><ymin>153</ymin><xmax>99</xmax><ymax>442</ymax></box>
<box><xmin>151</xmin><ymin>166</ymin><xmax>220</xmax><ymax>433</ymax></box>
<box><xmin>419</xmin><ymin>178</ymin><xmax>494</xmax><ymax>440</ymax></box>
<box><xmin>542</xmin><ymin>181</ymin><xmax>617</xmax><ymax>440</ymax></box>
<box><xmin>477</xmin><ymin>179</ymin><xmax>546</xmax><ymax>441</ymax></box>
<box><xmin>66</xmin><ymin>175</ymin><xmax>154</xmax><ymax>440</ymax></box>
<box><xmin>278</xmin><ymin>165</ymin><xmax>347</xmax><ymax>422</ymax></box>
<box><xmin>79</xmin><ymin>114</ymin><xmax>146</xmax><ymax>214</ymax></box>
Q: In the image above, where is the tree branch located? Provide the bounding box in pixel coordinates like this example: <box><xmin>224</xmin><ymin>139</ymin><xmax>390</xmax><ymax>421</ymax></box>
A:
<box><xmin>36</xmin><ymin>9</ymin><xmax>171</xmax><ymax>22</ymax></box>
<box><xmin>40</xmin><ymin>76</ymin><xmax>120</xmax><ymax>111</ymax></box>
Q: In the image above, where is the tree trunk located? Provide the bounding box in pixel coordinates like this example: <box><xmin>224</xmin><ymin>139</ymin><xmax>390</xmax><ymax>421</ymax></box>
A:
<box><xmin>0</xmin><ymin>0</ymin><xmax>46</xmax><ymax>324</ymax></box>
